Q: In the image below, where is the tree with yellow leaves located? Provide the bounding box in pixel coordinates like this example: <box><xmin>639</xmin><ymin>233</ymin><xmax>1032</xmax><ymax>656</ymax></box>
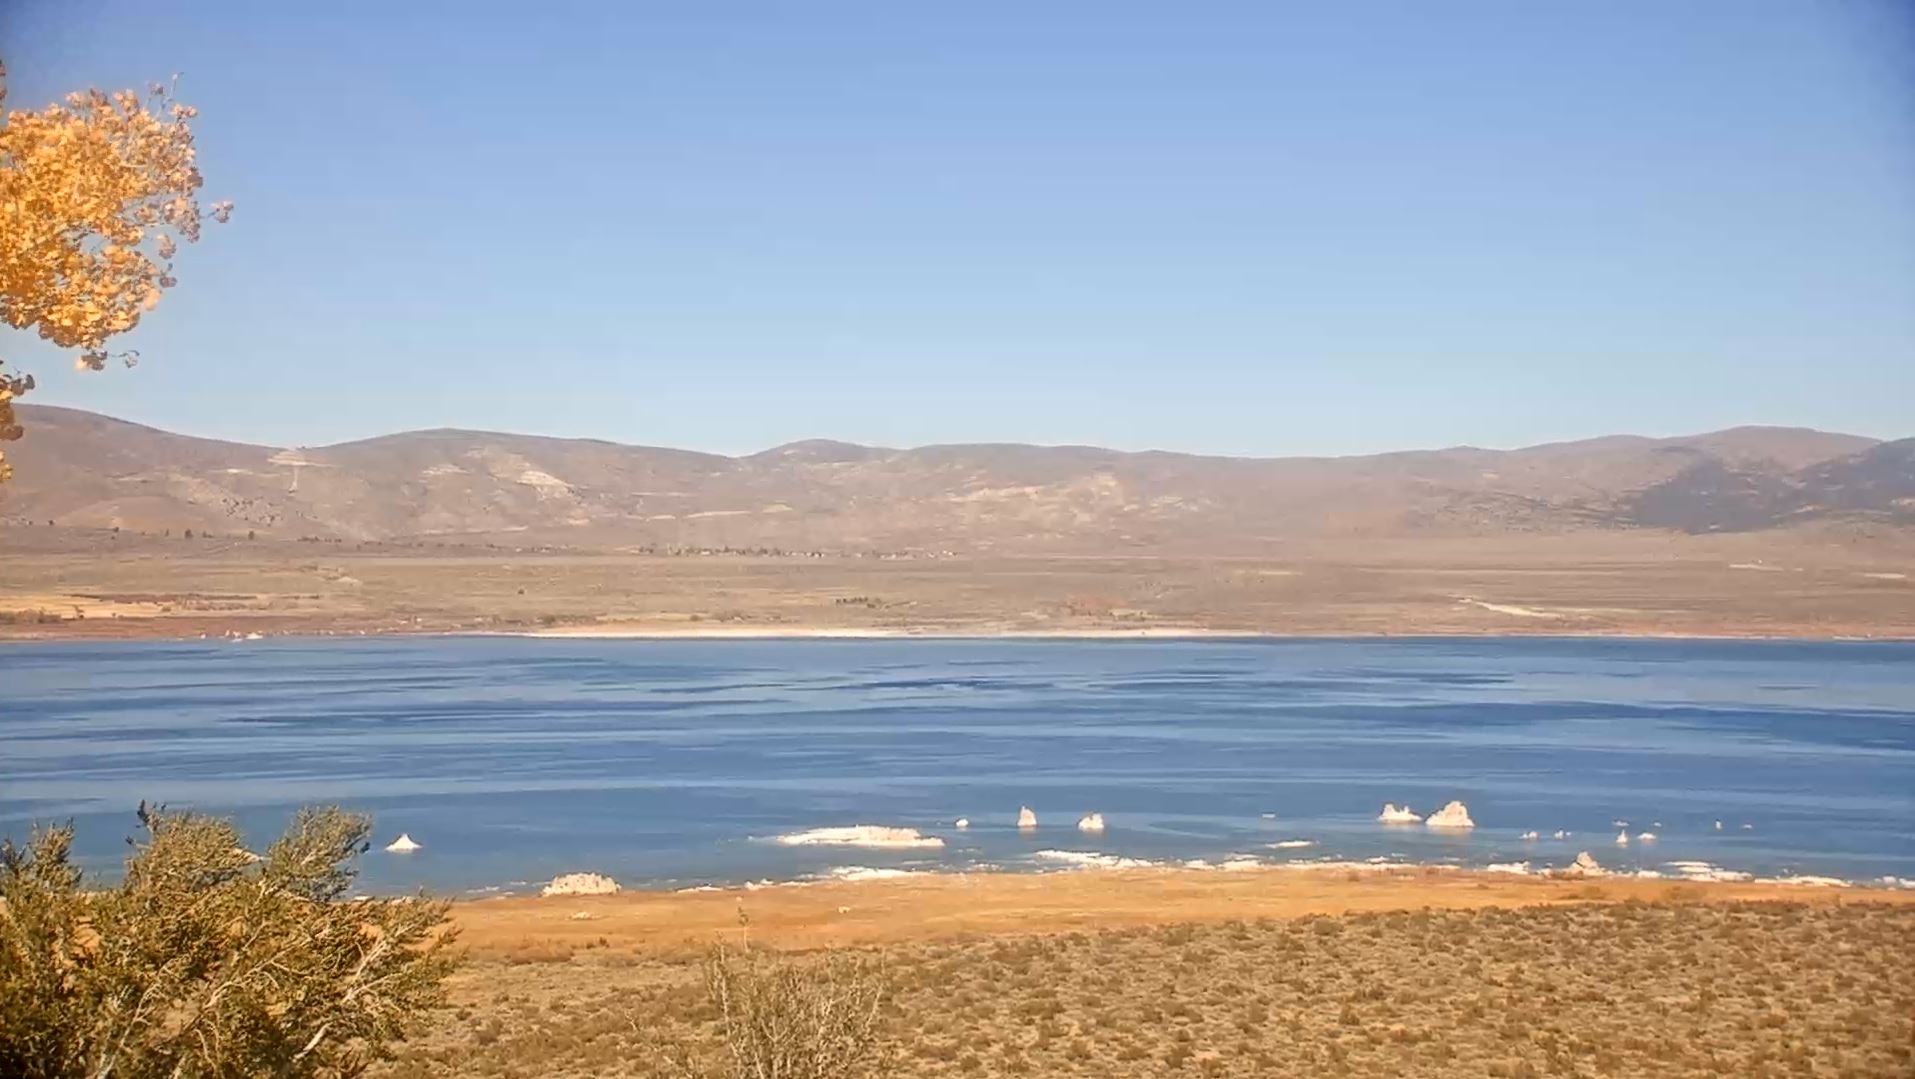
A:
<box><xmin>0</xmin><ymin>59</ymin><xmax>227</xmax><ymax>483</ymax></box>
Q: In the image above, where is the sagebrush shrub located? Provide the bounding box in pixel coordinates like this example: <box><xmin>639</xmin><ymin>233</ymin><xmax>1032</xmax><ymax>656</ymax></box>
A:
<box><xmin>0</xmin><ymin>804</ymin><xmax>459</xmax><ymax>1078</ymax></box>
<box><xmin>658</xmin><ymin>939</ymin><xmax>890</xmax><ymax>1079</ymax></box>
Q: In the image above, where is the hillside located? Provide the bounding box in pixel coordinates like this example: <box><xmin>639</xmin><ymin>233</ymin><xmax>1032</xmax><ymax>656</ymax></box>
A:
<box><xmin>0</xmin><ymin>405</ymin><xmax>1902</xmax><ymax>552</ymax></box>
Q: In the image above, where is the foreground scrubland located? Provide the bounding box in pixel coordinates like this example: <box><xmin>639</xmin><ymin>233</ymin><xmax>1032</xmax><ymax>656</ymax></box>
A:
<box><xmin>374</xmin><ymin>898</ymin><xmax>1915</xmax><ymax>1078</ymax></box>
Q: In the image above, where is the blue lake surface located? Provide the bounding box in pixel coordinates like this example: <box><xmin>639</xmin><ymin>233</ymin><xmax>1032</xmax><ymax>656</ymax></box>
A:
<box><xmin>2</xmin><ymin>636</ymin><xmax>1911</xmax><ymax>895</ymax></box>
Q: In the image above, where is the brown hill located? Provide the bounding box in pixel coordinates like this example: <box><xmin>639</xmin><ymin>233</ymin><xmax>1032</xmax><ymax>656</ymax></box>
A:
<box><xmin>0</xmin><ymin>404</ymin><xmax>1895</xmax><ymax>552</ymax></box>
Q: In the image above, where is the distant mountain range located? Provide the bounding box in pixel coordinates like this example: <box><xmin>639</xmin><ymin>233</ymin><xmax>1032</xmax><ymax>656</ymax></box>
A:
<box><xmin>2</xmin><ymin>404</ymin><xmax>1908</xmax><ymax>552</ymax></box>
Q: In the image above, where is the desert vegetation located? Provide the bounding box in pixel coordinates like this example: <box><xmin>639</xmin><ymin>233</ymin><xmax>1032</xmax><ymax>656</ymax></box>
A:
<box><xmin>0</xmin><ymin>805</ymin><xmax>459</xmax><ymax>1078</ymax></box>
<box><xmin>657</xmin><ymin>937</ymin><xmax>891</xmax><ymax>1079</ymax></box>
<box><xmin>370</xmin><ymin>899</ymin><xmax>1915</xmax><ymax>1078</ymax></box>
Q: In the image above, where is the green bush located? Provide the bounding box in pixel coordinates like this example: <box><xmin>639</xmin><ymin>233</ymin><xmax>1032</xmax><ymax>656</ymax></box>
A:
<box><xmin>0</xmin><ymin>804</ymin><xmax>459</xmax><ymax>1078</ymax></box>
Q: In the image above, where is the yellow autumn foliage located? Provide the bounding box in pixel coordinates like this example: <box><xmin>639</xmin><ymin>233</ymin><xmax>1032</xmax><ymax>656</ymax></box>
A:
<box><xmin>0</xmin><ymin>60</ymin><xmax>226</xmax><ymax>482</ymax></box>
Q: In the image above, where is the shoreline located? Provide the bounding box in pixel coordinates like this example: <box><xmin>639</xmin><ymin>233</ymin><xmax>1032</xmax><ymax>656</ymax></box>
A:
<box><xmin>449</xmin><ymin>863</ymin><xmax>1915</xmax><ymax>957</ymax></box>
<box><xmin>512</xmin><ymin>624</ymin><xmax>1915</xmax><ymax>642</ymax></box>
<box><xmin>441</xmin><ymin>849</ymin><xmax>1915</xmax><ymax>904</ymax></box>
<box><xmin>4</xmin><ymin>622</ymin><xmax>1912</xmax><ymax>643</ymax></box>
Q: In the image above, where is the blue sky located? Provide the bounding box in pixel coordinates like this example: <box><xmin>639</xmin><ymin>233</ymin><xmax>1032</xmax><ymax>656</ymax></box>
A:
<box><xmin>3</xmin><ymin>1</ymin><xmax>1911</xmax><ymax>456</ymax></box>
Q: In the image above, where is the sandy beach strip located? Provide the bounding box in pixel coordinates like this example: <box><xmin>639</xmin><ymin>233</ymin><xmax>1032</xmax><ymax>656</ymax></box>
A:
<box><xmin>450</xmin><ymin>864</ymin><xmax>1915</xmax><ymax>958</ymax></box>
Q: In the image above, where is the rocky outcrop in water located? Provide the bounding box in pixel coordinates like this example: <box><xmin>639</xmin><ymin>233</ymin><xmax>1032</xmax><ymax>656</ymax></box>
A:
<box><xmin>1425</xmin><ymin>801</ymin><xmax>1475</xmax><ymax>829</ymax></box>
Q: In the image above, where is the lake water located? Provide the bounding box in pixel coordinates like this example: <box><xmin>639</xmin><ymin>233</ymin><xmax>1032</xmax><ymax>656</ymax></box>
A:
<box><xmin>2</xmin><ymin>637</ymin><xmax>1911</xmax><ymax>895</ymax></box>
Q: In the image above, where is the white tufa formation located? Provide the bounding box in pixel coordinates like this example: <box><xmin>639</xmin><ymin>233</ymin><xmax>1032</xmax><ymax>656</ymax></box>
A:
<box><xmin>1376</xmin><ymin>803</ymin><xmax>1422</xmax><ymax>824</ymax></box>
<box><xmin>1425</xmin><ymin>801</ymin><xmax>1476</xmax><ymax>829</ymax></box>
<box><xmin>1077</xmin><ymin>813</ymin><xmax>1106</xmax><ymax>833</ymax></box>
<box><xmin>542</xmin><ymin>872</ymin><xmax>620</xmax><ymax>897</ymax></box>
<box><xmin>954</xmin><ymin>818</ymin><xmax>970</xmax><ymax>829</ymax></box>
<box><xmin>383</xmin><ymin>833</ymin><xmax>420</xmax><ymax>853</ymax></box>
<box><xmin>1017</xmin><ymin>806</ymin><xmax>1038</xmax><ymax>829</ymax></box>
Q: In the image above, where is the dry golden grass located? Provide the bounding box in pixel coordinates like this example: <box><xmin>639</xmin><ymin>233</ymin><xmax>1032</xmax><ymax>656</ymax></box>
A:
<box><xmin>4</xmin><ymin>529</ymin><xmax>1914</xmax><ymax>640</ymax></box>
<box><xmin>372</xmin><ymin>900</ymin><xmax>1915</xmax><ymax>1078</ymax></box>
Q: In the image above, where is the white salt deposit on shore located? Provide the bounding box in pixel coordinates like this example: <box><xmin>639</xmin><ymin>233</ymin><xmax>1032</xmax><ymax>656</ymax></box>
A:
<box><xmin>1183</xmin><ymin>857</ymin><xmax>1267</xmax><ymax>872</ymax></box>
<box><xmin>384</xmin><ymin>833</ymin><xmax>420</xmax><ymax>853</ymax></box>
<box><xmin>1458</xmin><ymin>598</ymin><xmax>1560</xmax><ymax>618</ymax></box>
<box><xmin>1425</xmin><ymin>801</ymin><xmax>1475</xmax><ymax>829</ymax></box>
<box><xmin>542</xmin><ymin>872</ymin><xmax>620</xmax><ymax>897</ymax></box>
<box><xmin>1376</xmin><ymin>803</ymin><xmax>1422</xmax><ymax>824</ymax></box>
<box><xmin>1772</xmin><ymin>875</ymin><xmax>1850</xmax><ymax>888</ymax></box>
<box><xmin>1031</xmin><ymin>850</ymin><xmax>1156</xmax><ymax>870</ymax></box>
<box><xmin>826</xmin><ymin>866</ymin><xmax>923</xmax><ymax>881</ymax></box>
<box><xmin>1666</xmin><ymin>861</ymin><xmax>1753</xmax><ymax>883</ymax></box>
<box><xmin>1180</xmin><ymin>857</ymin><xmax>1266</xmax><ymax>872</ymax></box>
<box><xmin>774</xmin><ymin>825</ymin><xmax>945</xmax><ymax>849</ymax></box>
<box><xmin>702</xmin><ymin>851</ymin><xmax>1894</xmax><ymax>890</ymax></box>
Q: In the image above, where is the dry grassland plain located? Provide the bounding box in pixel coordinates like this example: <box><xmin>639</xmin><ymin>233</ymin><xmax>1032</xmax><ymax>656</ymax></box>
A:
<box><xmin>373</xmin><ymin>869</ymin><xmax>1915</xmax><ymax>1078</ymax></box>
<box><xmin>2</xmin><ymin>529</ymin><xmax>1912</xmax><ymax>640</ymax></box>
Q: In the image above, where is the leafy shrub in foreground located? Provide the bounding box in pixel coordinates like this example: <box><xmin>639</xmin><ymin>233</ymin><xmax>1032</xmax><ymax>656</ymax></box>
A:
<box><xmin>0</xmin><ymin>804</ymin><xmax>458</xmax><ymax>1078</ymax></box>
